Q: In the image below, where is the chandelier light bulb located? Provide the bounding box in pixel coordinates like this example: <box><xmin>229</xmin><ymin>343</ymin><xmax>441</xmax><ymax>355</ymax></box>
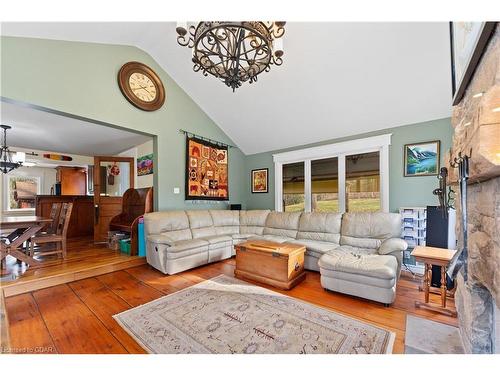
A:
<box><xmin>273</xmin><ymin>37</ymin><xmax>284</xmax><ymax>58</ymax></box>
<box><xmin>13</xmin><ymin>151</ymin><xmax>26</xmax><ymax>163</ymax></box>
<box><xmin>176</xmin><ymin>22</ymin><xmax>188</xmax><ymax>36</ymax></box>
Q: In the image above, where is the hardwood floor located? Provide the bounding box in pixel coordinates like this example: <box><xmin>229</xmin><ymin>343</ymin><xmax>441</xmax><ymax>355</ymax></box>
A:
<box><xmin>3</xmin><ymin>258</ymin><xmax>457</xmax><ymax>354</ymax></box>
<box><xmin>1</xmin><ymin>238</ymin><xmax>146</xmax><ymax>297</ymax></box>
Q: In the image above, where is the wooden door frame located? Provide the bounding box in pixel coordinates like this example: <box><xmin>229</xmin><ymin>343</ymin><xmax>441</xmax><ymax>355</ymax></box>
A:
<box><xmin>93</xmin><ymin>156</ymin><xmax>135</xmax><ymax>242</ymax></box>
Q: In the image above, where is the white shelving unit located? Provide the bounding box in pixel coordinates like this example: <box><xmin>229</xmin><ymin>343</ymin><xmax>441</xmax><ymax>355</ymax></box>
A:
<box><xmin>399</xmin><ymin>207</ymin><xmax>426</xmax><ymax>274</ymax></box>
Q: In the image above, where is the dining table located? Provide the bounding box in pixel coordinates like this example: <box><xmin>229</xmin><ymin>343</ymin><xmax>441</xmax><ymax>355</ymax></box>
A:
<box><xmin>0</xmin><ymin>216</ymin><xmax>53</xmax><ymax>270</ymax></box>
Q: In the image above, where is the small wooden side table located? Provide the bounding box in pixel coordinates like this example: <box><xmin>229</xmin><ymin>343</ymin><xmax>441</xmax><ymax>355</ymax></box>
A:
<box><xmin>411</xmin><ymin>245</ymin><xmax>457</xmax><ymax>317</ymax></box>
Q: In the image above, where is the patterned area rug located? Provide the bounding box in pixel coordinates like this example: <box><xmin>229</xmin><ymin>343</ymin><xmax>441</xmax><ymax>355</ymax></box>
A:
<box><xmin>114</xmin><ymin>275</ymin><xmax>395</xmax><ymax>354</ymax></box>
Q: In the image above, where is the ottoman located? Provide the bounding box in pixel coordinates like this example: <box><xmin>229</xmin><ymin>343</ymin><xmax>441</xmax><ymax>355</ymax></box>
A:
<box><xmin>318</xmin><ymin>249</ymin><xmax>399</xmax><ymax>305</ymax></box>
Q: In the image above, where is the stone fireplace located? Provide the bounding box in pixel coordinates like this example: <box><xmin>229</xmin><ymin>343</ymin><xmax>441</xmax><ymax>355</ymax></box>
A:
<box><xmin>449</xmin><ymin>24</ymin><xmax>500</xmax><ymax>353</ymax></box>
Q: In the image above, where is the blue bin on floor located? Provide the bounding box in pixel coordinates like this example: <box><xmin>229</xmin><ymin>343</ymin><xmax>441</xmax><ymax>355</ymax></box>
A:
<box><xmin>138</xmin><ymin>217</ymin><xmax>146</xmax><ymax>257</ymax></box>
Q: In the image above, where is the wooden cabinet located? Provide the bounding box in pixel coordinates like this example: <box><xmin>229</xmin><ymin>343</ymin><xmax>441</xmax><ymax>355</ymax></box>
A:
<box><xmin>56</xmin><ymin>167</ymin><xmax>87</xmax><ymax>195</ymax></box>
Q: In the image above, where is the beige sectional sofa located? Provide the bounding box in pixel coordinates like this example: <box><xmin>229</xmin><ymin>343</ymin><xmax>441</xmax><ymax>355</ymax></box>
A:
<box><xmin>144</xmin><ymin>209</ymin><xmax>407</xmax><ymax>304</ymax></box>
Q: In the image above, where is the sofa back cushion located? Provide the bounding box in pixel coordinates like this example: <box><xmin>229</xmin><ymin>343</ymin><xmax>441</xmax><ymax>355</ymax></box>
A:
<box><xmin>239</xmin><ymin>210</ymin><xmax>270</xmax><ymax>235</ymax></box>
<box><xmin>209</xmin><ymin>210</ymin><xmax>240</xmax><ymax>235</ymax></box>
<box><xmin>144</xmin><ymin>211</ymin><xmax>192</xmax><ymax>241</ymax></box>
<box><xmin>297</xmin><ymin>212</ymin><xmax>342</xmax><ymax>244</ymax></box>
<box><xmin>340</xmin><ymin>212</ymin><xmax>401</xmax><ymax>250</ymax></box>
<box><xmin>186</xmin><ymin>210</ymin><xmax>216</xmax><ymax>238</ymax></box>
<box><xmin>263</xmin><ymin>211</ymin><xmax>302</xmax><ymax>238</ymax></box>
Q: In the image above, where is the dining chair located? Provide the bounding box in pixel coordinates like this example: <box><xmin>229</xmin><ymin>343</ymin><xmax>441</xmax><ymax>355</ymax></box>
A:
<box><xmin>24</xmin><ymin>202</ymin><xmax>62</xmax><ymax>255</ymax></box>
<box><xmin>29</xmin><ymin>202</ymin><xmax>73</xmax><ymax>259</ymax></box>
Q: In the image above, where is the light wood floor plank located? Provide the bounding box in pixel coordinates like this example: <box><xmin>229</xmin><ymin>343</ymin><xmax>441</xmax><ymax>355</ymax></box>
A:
<box><xmin>68</xmin><ymin>278</ymin><xmax>146</xmax><ymax>353</ymax></box>
<box><xmin>32</xmin><ymin>284</ymin><xmax>127</xmax><ymax>354</ymax></box>
<box><xmin>96</xmin><ymin>270</ymin><xmax>164</xmax><ymax>307</ymax></box>
<box><xmin>4</xmin><ymin>293</ymin><xmax>57</xmax><ymax>354</ymax></box>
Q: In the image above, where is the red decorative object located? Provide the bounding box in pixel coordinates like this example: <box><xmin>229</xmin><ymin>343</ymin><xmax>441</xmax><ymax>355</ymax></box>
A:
<box><xmin>109</xmin><ymin>163</ymin><xmax>121</xmax><ymax>176</ymax></box>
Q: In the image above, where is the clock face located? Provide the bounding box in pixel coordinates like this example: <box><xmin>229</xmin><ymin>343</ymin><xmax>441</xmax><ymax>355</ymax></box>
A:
<box><xmin>118</xmin><ymin>62</ymin><xmax>166</xmax><ymax>111</ymax></box>
<box><xmin>128</xmin><ymin>72</ymin><xmax>157</xmax><ymax>102</ymax></box>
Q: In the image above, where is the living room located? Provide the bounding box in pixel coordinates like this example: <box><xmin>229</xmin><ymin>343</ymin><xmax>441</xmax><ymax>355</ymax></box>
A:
<box><xmin>1</xmin><ymin>0</ymin><xmax>499</xmax><ymax>372</ymax></box>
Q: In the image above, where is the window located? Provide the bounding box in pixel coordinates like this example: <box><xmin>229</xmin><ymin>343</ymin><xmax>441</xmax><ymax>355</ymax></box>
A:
<box><xmin>273</xmin><ymin>134</ymin><xmax>390</xmax><ymax>213</ymax></box>
<box><xmin>346</xmin><ymin>152</ymin><xmax>380</xmax><ymax>212</ymax></box>
<box><xmin>283</xmin><ymin>162</ymin><xmax>304</xmax><ymax>212</ymax></box>
<box><xmin>311</xmin><ymin>157</ymin><xmax>338</xmax><ymax>212</ymax></box>
<box><xmin>7</xmin><ymin>175</ymin><xmax>40</xmax><ymax>211</ymax></box>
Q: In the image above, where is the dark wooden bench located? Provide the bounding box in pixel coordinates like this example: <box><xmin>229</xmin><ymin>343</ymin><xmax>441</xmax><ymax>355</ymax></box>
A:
<box><xmin>109</xmin><ymin>187</ymin><xmax>153</xmax><ymax>255</ymax></box>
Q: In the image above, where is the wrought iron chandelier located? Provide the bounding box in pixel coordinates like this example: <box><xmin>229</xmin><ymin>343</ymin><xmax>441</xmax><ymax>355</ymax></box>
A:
<box><xmin>1</xmin><ymin>125</ymin><xmax>24</xmax><ymax>174</ymax></box>
<box><xmin>175</xmin><ymin>22</ymin><xmax>286</xmax><ymax>91</ymax></box>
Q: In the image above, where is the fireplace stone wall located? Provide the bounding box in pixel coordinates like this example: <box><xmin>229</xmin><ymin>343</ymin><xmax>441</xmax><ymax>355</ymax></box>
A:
<box><xmin>450</xmin><ymin>24</ymin><xmax>500</xmax><ymax>354</ymax></box>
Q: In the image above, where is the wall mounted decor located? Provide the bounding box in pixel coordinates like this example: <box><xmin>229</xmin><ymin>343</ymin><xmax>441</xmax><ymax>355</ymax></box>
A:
<box><xmin>118</xmin><ymin>61</ymin><xmax>166</xmax><ymax>111</ymax></box>
<box><xmin>43</xmin><ymin>153</ymin><xmax>73</xmax><ymax>161</ymax></box>
<box><xmin>186</xmin><ymin>136</ymin><xmax>229</xmax><ymax>200</ymax></box>
<box><xmin>450</xmin><ymin>22</ymin><xmax>496</xmax><ymax>105</ymax></box>
<box><xmin>251</xmin><ymin>168</ymin><xmax>269</xmax><ymax>193</ymax></box>
<box><xmin>137</xmin><ymin>153</ymin><xmax>154</xmax><ymax>176</ymax></box>
<box><xmin>404</xmin><ymin>141</ymin><xmax>440</xmax><ymax>177</ymax></box>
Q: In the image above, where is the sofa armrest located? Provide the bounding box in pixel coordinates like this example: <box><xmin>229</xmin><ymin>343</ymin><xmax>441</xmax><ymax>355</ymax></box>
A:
<box><xmin>147</xmin><ymin>234</ymin><xmax>175</xmax><ymax>247</ymax></box>
<box><xmin>378</xmin><ymin>238</ymin><xmax>408</xmax><ymax>255</ymax></box>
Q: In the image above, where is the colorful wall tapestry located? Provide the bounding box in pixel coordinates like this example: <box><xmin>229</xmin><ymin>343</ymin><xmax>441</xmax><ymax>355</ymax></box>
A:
<box><xmin>137</xmin><ymin>154</ymin><xmax>154</xmax><ymax>176</ymax></box>
<box><xmin>186</xmin><ymin>136</ymin><xmax>229</xmax><ymax>200</ymax></box>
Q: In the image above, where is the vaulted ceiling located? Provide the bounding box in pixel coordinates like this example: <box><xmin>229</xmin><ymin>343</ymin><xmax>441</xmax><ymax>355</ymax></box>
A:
<box><xmin>1</xmin><ymin>22</ymin><xmax>452</xmax><ymax>154</ymax></box>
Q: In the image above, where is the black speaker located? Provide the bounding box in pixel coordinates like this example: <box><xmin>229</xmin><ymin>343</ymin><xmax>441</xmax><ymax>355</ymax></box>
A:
<box><xmin>426</xmin><ymin>206</ymin><xmax>454</xmax><ymax>289</ymax></box>
<box><xmin>230</xmin><ymin>204</ymin><xmax>241</xmax><ymax>210</ymax></box>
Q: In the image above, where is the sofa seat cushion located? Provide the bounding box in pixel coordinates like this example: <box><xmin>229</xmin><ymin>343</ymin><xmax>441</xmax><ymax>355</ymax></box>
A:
<box><xmin>261</xmin><ymin>234</ymin><xmax>293</xmax><ymax>243</ymax></box>
<box><xmin>333</xmin><ymin>245</ymin><xmax>377</xmax><ymax>256</ymax></box>
<box><xmin>167</xmin><ymin>239</ymin><xmax>208</xmax><ymax>253</ymax></box>
<box><xmin>318</xmin><ymin>249</ymin><xmax>397</xmax><ymax>280</ymax></box>
<box><xmin>287</xmin><ymin>239</ymin><xmax>339</xmax><ymax>258</ymax></box>
<box><xmin>200</xmin><ymin>235</ymin><xmax>233</xmax><ymax>245</ymax></box>
<box><xmin>231</xmin><ymin>233</ymin><xmax>256</xmax><ymax>240</ymax></box>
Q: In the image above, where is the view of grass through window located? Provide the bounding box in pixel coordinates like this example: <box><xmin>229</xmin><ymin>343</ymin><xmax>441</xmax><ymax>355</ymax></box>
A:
<box><xmin>282</xmin><ymin>151</ymin><xmax>381</xmax><ymax>213</ymax></box>
<box><xmin>346</xmin><ymin>152</ymin><xmax>380</xmax><ymax>212</ymax></box>
<box><xmin>312</xmin><ymin>157</ymin><xmax>338</xmax><ymax>212</ymax></box>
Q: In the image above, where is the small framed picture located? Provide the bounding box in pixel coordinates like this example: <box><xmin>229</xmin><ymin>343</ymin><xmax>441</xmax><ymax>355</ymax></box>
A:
<box><xmin>404</xmin><ymin>141</ymin><xmax>440</xmax><ymax>177</ymax></box>
<box><xmin>251</xmin><ymin>168</ymin><xmax>268</xmax><ymax>193</ymax></box>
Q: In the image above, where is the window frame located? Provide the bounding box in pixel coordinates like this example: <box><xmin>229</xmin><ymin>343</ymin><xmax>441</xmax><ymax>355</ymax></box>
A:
<box><xmin>273</xmin><ymin>134</ymin><xmax>391</xmax><ymax>213</ymax></box>
<box><xmin>3</xmin><ymin>172</ymin><xmax>42</xmax><ymax>213</ymax></box>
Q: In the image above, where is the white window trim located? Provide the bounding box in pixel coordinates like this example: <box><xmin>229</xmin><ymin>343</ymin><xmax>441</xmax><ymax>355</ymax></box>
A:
<box><xmin>273</xmin><ymin>134</ymin><xmax>392</xmax><ymax>213</ymax></box>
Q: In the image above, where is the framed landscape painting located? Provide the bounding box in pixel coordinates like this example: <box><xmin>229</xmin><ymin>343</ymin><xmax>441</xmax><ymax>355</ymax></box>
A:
<box><xmin>251</xmin><ymin>168</ymin><xmax>268</xmax><ymax>193</ymax></box>
<box><xmin>404</xmin><ymin>141</ymin><xmax>440</xmax><ymax>177</ymax></box>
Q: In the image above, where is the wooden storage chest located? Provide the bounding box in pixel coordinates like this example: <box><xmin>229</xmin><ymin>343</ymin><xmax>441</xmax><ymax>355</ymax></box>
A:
<box><xmin>234</xmin><ymin>240</ymin><xmax>306</xmax><ymax>290</ymax></box>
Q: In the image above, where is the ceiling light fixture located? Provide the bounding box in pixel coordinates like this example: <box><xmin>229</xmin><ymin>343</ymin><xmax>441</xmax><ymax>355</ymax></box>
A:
<box><xmin>176</xmin><ymin>22</ymin><xmax>286</xmax><ymax>91</ymax></box>
<box><xmin>0</xmin><ymin>125</ymin><xmax>24</xmax><ymax>174</ymax></box>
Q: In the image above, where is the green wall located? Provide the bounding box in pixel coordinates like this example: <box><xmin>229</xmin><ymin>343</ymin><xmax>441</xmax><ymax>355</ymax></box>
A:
<box><xmin>0</xmin><ymin>36</ymin><xmax>453</xmax><ymax>214</ymax></box>
<box><xmin>245</xmin><ymin>118</ymin><xmax>453</xmax><ymax>212</ymax></box>
<box><xmin>0</xmin><ymin>36</ymin><xmax>245</xmax><ymax>210</ymax></box>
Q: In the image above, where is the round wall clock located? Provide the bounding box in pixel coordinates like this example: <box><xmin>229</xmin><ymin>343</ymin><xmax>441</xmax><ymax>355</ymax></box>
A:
<box><xmin>118</xmin><ymin>61</ymin><xmax>166</xmax><ymax>111</ymax></box>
